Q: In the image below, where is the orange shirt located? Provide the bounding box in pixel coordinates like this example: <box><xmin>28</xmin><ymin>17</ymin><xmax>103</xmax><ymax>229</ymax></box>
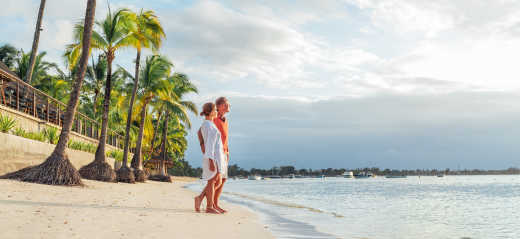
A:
<box><xmin>213</xmin><ymin>116</ymin><xmax>229</xmax><ymax>153</ymax></box>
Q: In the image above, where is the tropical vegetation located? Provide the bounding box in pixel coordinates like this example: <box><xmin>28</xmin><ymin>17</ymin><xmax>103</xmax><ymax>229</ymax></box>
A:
<box><xmin>0</xmin><ymin>2</ymin><xmax>198</xmax><ymax>185</ymax></box>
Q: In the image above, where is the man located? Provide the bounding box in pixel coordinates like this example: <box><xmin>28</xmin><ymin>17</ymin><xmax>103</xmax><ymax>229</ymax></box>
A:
<box><xmin>197</xmin><ymin>97</ymin><xmax>230</xmax><ymax>213</ymax></box>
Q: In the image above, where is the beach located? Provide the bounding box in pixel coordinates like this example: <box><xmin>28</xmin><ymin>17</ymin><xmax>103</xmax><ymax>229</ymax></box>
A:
<box><xmin>0</xmin><ymin>178</ymin><xmax>273</xmax><ymax>239</ymax></box>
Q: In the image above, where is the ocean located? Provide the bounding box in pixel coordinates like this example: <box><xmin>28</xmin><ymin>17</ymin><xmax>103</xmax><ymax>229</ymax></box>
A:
<box><xmin>186</xmin><ymin>175</ymin><xmax>520</xmax><ymax>239</ymax></box>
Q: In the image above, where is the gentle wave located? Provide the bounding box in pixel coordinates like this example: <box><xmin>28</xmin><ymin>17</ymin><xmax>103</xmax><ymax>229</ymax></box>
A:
<box><xmin>224</xmin><ymin>191</ymin><xmax>344</xmax><ymax>218</ymax></box>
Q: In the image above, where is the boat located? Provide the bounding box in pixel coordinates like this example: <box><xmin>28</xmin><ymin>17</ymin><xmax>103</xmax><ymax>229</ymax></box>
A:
<box><xmin>248</xmin><ymin>175</ymin><xmax>262</xmax><ymax>180</ymax></box>
<box><xmin>354</xmin><ymin>171</ymin><xmax>374</xmax><ymax>179</ymax></box>
<box><xmin>385</xmin><ymin>175</ymin><xmax>407</xmax><ymax>178</ymax></box>
<box><xmin>343</xmin><ymin>171</ymin><xmax>354</xmax><ymax>178</ymax></box>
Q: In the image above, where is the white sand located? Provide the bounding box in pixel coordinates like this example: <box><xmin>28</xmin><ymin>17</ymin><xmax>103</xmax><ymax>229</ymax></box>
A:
<box><xmin>0</xmin><ymin>178</ymin><xmax>273</xmax><ymax>239</ymax></box>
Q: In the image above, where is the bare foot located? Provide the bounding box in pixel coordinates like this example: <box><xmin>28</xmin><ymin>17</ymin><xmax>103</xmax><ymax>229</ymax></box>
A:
<box><xmin>206</xmin><ymin>207</ymin><xmax>220</xmax><ymax>214</ymax></box>
<box><xmin>215</xmin><ymin>205</ymin><xmax>227</xmax><ymax>213</ymax></box>
<box><xmin>194</xmin><ymin>196</ymin><xmax>202</xmax><ymax>212</ymax></box>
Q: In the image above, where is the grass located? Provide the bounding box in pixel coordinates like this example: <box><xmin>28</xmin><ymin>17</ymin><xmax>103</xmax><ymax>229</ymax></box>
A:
<box><xmin>68</xmin><ymin>140</ymin><xmax>97</xmax><ymax>154</ymax></box>
<box><xmin>107</xmin><ymin>150</ymin><xmax>124</xmax><ymax>162</ymax></box>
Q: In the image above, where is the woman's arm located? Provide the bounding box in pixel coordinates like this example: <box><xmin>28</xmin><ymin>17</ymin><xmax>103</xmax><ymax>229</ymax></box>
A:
<box><xmin>197</xmin><ymin>128</ymin><xmax>205</xmax><ymax>153</ymax></box>
<box><xmin>209</xmin><ymin>158</ymin><xmax>216</xmax><ymax>171</ymax></box>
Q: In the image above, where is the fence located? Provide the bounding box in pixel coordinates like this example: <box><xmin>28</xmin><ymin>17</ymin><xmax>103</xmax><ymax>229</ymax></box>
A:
<box><xmin>0</xmin><ymin>68</ymin><xmax>124</xmax><ymax>149</ymax></box>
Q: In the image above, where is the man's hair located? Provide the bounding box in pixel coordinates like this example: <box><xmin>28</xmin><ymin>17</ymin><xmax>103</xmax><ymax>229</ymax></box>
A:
<box><xmin>215</xmin><ymin>97</ymin><xmax>228</xmax><ymax>106</ymax></box>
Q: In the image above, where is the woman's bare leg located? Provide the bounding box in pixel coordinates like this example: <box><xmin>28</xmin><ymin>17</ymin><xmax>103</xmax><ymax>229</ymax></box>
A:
<box><xmin>194</xmin><ymin>175</ymin><xmax>217</xmax><ymax>212</ymax></box>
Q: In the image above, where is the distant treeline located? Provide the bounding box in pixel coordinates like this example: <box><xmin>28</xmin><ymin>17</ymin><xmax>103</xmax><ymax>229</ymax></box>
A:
<box><xmin>166</xmin><ymin>162</ymin><xmax>520</xmax><ymax>177</ymax></box>
<box><xmin>225</xmin><ymin>165</ymin><xmax>520</xmax><ymax>177</ymax></box>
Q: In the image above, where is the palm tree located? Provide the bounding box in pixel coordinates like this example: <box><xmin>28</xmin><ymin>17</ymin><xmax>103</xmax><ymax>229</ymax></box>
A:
<box><xmin>26</xmin><ymin>0</ymin><xmax>47</xmax><ymax>84</ymax></box>
<box><xmin>129</xmin><ymin>55</ymin><xmax>171</xmax><ymax>181</ymax></box>
<box><xmin>149</xmin><ymin>73</ymin><xmax>197</xmax><ymax>181</ymax></box>
<box><xmin>74</xmin><ymin>7</ymin><xmax>135</xmax><ymax>182</ymax></box>
<box><xmin>15</xmin><ymin>51</ymin><xmax>60</xmax><ymax>83</ymax></box>
<box><xmin>0</xmin><ymin>0</ymin><xmax>97</xmax><ymax>185</ymax></box>
<box><xmin>120</xmin><ymin>9</ymin><xmax>165</xmax><ymax>183</ymax></box>
<box><xmin>0</xmin><ymin>44</ymin><xmax>19</xmax><ymax>69</ymax></box>
<box><xmin>84</xmin><ymin>54</ymin><xmax>107</xmax><ymax>118</ymax></box>
<box><xmin>32</xmin><ymin>75</ymin><xmax>71</xmax><ymax>102</ymax></box>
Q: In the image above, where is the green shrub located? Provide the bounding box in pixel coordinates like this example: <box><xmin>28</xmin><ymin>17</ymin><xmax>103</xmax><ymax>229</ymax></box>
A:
<box><xmin>68</xmin><ymin>140</ymin><xmax>96</xmax><ymax>154</ymax></box>
<box><xmin>13</xmin><ymin>127</ymin><xmax>26</xmax><ymax>137</ymax></box>
<box><xmin>24</xmin><ymin>131</ymin><xmax>46</xmax><ymax>142</ymax></box>
<box><xmin>0</xmin><ymin>114</ymin><xmax>16</xmax><ymax>133</ymax></box>
<box><xmin>42</xmin><ymin>127</ymin><xmax>59</xmax><ymax>144</ymax></box>
<box><xmin>107</xmin><ymin>150</ymin><xmax>124</xmax><ymax>162</ymax></box>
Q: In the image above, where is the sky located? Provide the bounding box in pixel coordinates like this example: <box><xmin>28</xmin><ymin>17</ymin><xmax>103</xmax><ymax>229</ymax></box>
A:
<box><xmin>2</xmin><ymin>0</ymin><xmax>520</xmax><ymax>170</ymax></box>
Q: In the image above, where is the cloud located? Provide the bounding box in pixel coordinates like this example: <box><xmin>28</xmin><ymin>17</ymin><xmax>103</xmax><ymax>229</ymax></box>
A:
<box><xmin>186</xmin><ymin>91</ymin><xmax>520</xmax><ymax>170</ymax></box>
<box><xmin>159</xmin><ymin>0</ymin><xmax>323</xmax><ymax>89</ymax></box>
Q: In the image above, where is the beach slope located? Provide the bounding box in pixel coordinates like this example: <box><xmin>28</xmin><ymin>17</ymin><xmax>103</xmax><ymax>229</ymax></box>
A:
<box><xmin>0</xmin><ymin>178</ymin><xmax>273</xmax><ymax>239</ymax></box>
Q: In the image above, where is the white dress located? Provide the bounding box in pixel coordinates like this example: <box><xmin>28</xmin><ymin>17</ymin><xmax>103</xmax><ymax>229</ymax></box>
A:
<box><xmin>200</xmin><ymin>120</ymin><xmax>228</xmax><ymax>181</ymax></box>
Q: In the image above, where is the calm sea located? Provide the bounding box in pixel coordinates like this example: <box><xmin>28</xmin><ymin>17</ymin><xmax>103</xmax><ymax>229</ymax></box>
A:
<box><xmin>187</xmin><ymin>175</ymin><xmax>520</xmax><ymax>239</ymax></box>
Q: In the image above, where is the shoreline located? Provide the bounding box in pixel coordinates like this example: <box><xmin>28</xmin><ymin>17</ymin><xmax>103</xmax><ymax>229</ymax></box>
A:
<box><xmin>185</xmin><ymin>180</ymin><xmax>338</xmax><ymax>239</ymax></box>
<box><xmin>0</xmin><ymin>178</ymin><xmax>273</xmax><ymax>239</ymax></box>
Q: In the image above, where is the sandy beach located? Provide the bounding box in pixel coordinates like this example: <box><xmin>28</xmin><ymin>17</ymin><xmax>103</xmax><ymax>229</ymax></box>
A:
<box><xmin>0</xmin><ymin>178</ymin><xmax>273</xmax><ymax>239</ymax></box>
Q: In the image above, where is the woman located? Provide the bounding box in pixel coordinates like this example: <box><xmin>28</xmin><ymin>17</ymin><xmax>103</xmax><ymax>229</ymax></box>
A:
<box><xmin>194</xmin><ymin>102</ymin><xmax>227</xmax><ymax>213</ymax></box>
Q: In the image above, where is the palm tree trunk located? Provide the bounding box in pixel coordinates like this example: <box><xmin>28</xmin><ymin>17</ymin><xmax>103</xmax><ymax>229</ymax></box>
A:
<box><xmin>160</xmin><ymin>111</ymin><xmax>169</xmax><ymax>176</ymax></box>
<box><xmin>79</xmin><ymin>50</ymin><xmax>117</xmax><ymax>182</ymax></box>
<box><xmin>131</xmin><ymin>101</ymin><xmax>147</xmax><ymax>168</ymax></box>
<box><xmin>130</xmin><ymin>101</ymin><xmax>148</xmax><ymax>182</ymax></box>
<box><xmin>95</xmin><ymin>51</ymin><xmax>114</xmax><ymax>163</ymax></box>
<box><xmin>93</xmin><ymin>90</ymin><xmax>98</xmax><ymax>117</ymax></box>
<box><xmin>122</xmin><ymin>49</ymin><xmax>141</xmax><ymax>169</ymax></box>
<box><xmin>1</xmin><ymin>0</ymin><xmax>97</xmax><ymax>185</ymax></box>
<box><xmin>26</xmin><ymin>0</ymin><xmax>46</xmax><ymax>84</ymax></box>
<box><xmin>149</xmin><ymin>111</ymin><xmax>162</xmax><ymax>154</ymax></box>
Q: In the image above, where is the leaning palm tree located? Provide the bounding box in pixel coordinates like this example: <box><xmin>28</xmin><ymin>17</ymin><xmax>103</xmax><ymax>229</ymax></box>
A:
<box><xmin>120</xmin><ymin>9</ymin><xmax>165</xmax><ymax>183</ymax></box>
<box><xmin>26</xmin><ymin>0</ymin><xmax>47</xmax><ymax>84</ymax></box>
<box><xmin>129</xmin><ymin>55</ymin><xmax>171</xmax><ymax>182</ymax></box>
<box><xmin>74</xmin><ymin>8</ymin><xmax>135</xmax><ymax>182</ymax></box>
<box><xmin>0</xmin><ymin>0</ymin><xmax>97</xmax><ymax>185</ymax></box>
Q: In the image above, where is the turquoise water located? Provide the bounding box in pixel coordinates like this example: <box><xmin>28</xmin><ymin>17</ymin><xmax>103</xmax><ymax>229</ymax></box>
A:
<box><xmin>188</xmin><ymin>175</ymin><xmax>520</xmax><ymax>239</ymax></box>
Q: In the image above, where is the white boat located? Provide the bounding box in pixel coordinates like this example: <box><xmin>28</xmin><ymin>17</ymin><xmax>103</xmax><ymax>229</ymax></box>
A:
<box><xmin>248</xmin><ymin>175</ymin><xmax>262</xmax><ymax>180</ymax></box>
<box><xmin>343</xmin><ymin>171</ymin><xmax>354</xmax><ymax>178</ymax></box>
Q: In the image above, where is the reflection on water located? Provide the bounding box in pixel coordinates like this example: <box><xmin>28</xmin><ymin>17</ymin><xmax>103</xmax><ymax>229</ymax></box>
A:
<box><xmin>189</xmin><ymin>175</ymin><xmax>520</xmax><ymax>239</ymax></box>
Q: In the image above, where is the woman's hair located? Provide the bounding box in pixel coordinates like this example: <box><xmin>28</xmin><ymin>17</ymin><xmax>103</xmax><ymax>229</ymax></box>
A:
<box><xmin>200</xmin><ymin>102</ymin><xmax>215</xmax><ymax>116</ymax></box>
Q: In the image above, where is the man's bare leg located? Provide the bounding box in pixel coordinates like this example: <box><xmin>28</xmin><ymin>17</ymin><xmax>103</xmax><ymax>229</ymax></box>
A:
<box><xmin>214</xmin><ymin>178</ymin><xmax>227</xmax><ymax>213</ymax></box>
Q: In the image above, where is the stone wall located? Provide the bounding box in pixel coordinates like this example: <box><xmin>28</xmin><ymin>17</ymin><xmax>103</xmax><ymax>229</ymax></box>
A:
<box><xmin>0</xmin><ymin>104</ymin><xmax>120</xmax><ymax>152</ymax></box>
<box><xmin>0</xmin><ymin>132</ymin><xmax>118</xmax><ymax>175</ymax></box>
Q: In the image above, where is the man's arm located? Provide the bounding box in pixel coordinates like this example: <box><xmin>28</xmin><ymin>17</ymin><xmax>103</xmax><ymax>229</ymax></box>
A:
<box><xmin>197</xmin><ymin>128</ymin><xmax>205</xmax><ymax>154</ymax></box>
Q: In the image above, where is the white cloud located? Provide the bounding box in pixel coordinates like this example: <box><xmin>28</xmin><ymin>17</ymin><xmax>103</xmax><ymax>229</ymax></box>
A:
<box><xmin>186</xmin><ymin>91</ymin><xmax>520</xmax><ymax>169</ymax></box>
<box><xmin>160</xmin><ymin>0</ymin><xmax>324</xmax><ymax>89</ymax></box>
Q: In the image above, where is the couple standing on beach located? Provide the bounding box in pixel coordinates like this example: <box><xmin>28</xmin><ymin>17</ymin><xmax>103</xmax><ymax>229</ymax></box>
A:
<box><xmin>194</xmin><ymin>97</ymin><xmax>230</xmax><ymax>214</ymax></box>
